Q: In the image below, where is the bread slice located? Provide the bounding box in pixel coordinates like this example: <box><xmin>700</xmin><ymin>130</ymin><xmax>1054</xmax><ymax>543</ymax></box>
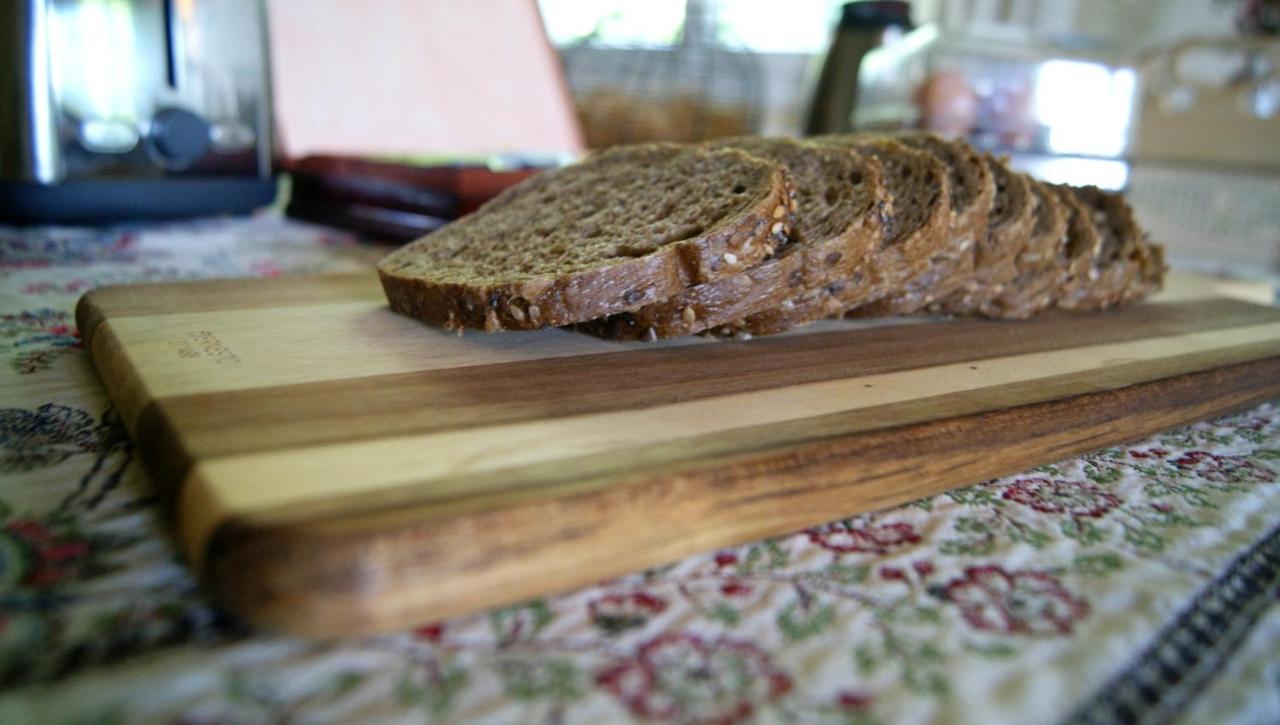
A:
<box><xmin>378</xmin><ymin>143</ymin><xmax>792</xmax><ymax>331</ymax></box>
<box><xmin>581</xmin><ymin>137</ymin><xmax>887</xmax><ymax>340</ymax></box>
<box><xmin>733</xmin><ymin>136</ymin><xmax>950</xmax><ymax>335</ymax></box>
<box><xmin>1057</xmin><ymin>185</ymin><xmax>1164</xmax><ymax>310</ymax></box>
<box><xmin>1046</xmin><ymin>183</ymin><xmax>1105</xmax><ymax>311</ymax></box>
<box><xmin>978</xmin><ymin>178</ymin><xmax>1069</xmax><ymax>319</ymax></box>
<box><xmin>853</xmin><ymin>133</ymin><xmax>994</xmax><ymax>315</ymax></box>
<box><xmin>930</xmin><ymin>155</ymin><xmax>1036</xmax><ymax>314</ymax></box>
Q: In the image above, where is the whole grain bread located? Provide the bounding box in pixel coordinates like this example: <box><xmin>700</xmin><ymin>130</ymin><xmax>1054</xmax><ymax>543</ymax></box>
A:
<box><xmin>731</xmin><ymin>136</ymin><xmax>950</xmax><ymax>336</ymax></box>
<box><xmin>378</xmin><ymin>143</ymin><xmax>791</xmax><ymax>331</ymax></box>
<box><xmin>978</xmin><ymin>178</ymin><xmax>1069</xmax><ymax>319</ymax></box>
<box><xmin>581</xmin><ymin>137</ymin><xmax>887</xmax><ymax>340</ymax></box>
<box><xmin>930</xmin><ymin>155</ymin><xmax>1036</xmax><ymax>314</ymax></box>
<box><xmin>853</xmin><ymin>133</ymin><xmax>994</xmax><ymax>315</ymax></box>
<box><xmin>1047</xmin><ymin>183</ymin><xmax>1106</xmax><ymax>311</ymax></box>
<box><xmin>1057</xmin><ymin>185</ymin><xmax>1165</xmax><ymax>310</ymax></box>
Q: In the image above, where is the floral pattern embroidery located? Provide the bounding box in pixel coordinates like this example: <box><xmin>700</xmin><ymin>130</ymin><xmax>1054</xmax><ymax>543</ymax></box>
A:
<box><xmin>1170</xmin><ymin>451</ymin><xmax>1276</xmax><ymax>484</ymax></box>
<box><xmin>597</xmin><ymin>632</ymin><xmax>792</xmax><ymax>723</ymax></box>
<box><xmin>807</xmin><ymin>517</ymin><xmax>922</xmax><ymax>554</ymax></box>
<box><xmin>0</xmin><ymin>228</ymin><xmax>136</xmax><ymax>268</ymax></box>
<box><xmin>0</xmin><ymin>310</ymin><xmax>81</xmax><ymax>374</ymax></box>
<box><xmin>0</xmin><ymin>216</ymin><xmax>1275</xmax><ymax>724</ymax></box>
<box><xmin>1002</xmin><ymin>477</ymin><xmax>1121</xmax><ymax>517</ymax></box>
<box><xmin>938</xmin><ymin>566</ymin><xmax>1090</xmax><ymax>636</ymax></box>
<box><xmin>589</xmin><ymin>591</ymin><xmax>668</xmax><ymax>634</ymax></box>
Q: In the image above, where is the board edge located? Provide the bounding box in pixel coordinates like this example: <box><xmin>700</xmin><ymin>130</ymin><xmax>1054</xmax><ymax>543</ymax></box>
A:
<box><xmin>198</xmin><ymin>356</ymin><xmax>1280</xmax><ymax>637</ymax></box>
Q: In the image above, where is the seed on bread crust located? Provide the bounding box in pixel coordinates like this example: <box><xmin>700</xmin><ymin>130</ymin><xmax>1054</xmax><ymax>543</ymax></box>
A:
<box><xmin>724</xmin><ymin>252</ymin><xmax>738</xmax><ymax>265</ymax></box>
<box><xmin>682</xmin><ymin>306</ymin><xmax>697</xmax><ymax>325</ymax></box>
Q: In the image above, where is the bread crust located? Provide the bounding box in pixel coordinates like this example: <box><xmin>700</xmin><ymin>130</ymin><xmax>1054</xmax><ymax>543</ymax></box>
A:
<box><xmin>1056</xmin><ymin>185</ymin><xmax>1165</xmax><ymax>311</ymax></box>
<box><xmin>378</xmin><ymin>145</ymin><xmax>792</xmax><ymax>331</ymax></box>
<box><xmin>849</xmin><ymin>134</ymin><xmax>994</xmax><ymax>316</ymax></box>
<box><xmin>582</xmin><ymin>140</ymin><xmax>887</xmax><ymax>340</ymax></box>
<box><xmin>379</xmin><ymin>139</ymin><xmax>1164</xmax><ymax>338</ymax></box>
<box><xmin>927</xmin><ymin>155</ymin><xmax>1036</xmax><ymax>315</ymax></box>
<box><xmin>978</xmin><ymin>177</ymin><xmax>1070</xmax><ymax>319</ymax></box>
<box><xmin>730</xmin><ymin>138</ymin><xmax>951</xmax><ymax>335</ymax></box>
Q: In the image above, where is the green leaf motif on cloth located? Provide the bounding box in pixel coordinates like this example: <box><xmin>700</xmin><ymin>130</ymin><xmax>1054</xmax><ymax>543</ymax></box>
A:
<box><xmin>709</xmin><ymin>602</ymin><xmax>741</xmax><ymax>626</ymax></box>
<box><xmin>1060</xmin><ymin>518</ymin><xmax>1105</xmax><ymax>544</ymax></box>
<box><xmin>1122</xmin><ymin>526</ymin><xmax>1166</xmax><ymax>553</ymax></box>
<box><xmin>1071</xmin><ymin>552</ymin><xmax>1125</xmax><ymax>576</ymax></box>
<box><xmin>940</xmin><ymin>516</ymin><xmax>997</xmax><ymax>556</ymax></box>
<box><xmin>961</xmin><ymin>640</ymin><xmax>1018</xmax><ymax>658</ymax></box>
<box><xmin>777</xmin><ymin>600</ymin><xmax>836</xmax><ymax>642</ymax></box>
<box><xmin>490</xmin><ymin>599</ymin><xmax>555</xmax><ymax>645</ymax></box>
<box><xmin>497</xmin><ymin>659</ymin><xmax>581</xmax><ymax>701</ymax></box>
<box><xmin>813</xmin><ymin>563</ymin><xmax>870</xmax><ymax>586</ymax></box>
<box><xmin>736</xmin><ymin>539</ymin><xmax>789</xmax><ymax>575</ymax></box>
<box><xmin>396</xmin><ymin>660</ymin><xmax>470</xmax><ymax>715</ymax></box>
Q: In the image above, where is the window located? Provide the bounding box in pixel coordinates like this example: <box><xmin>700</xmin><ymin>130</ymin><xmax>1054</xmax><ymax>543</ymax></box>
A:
<box><xmin>538</xmin><ymin>0</ymin><xmax>843</xmax><ymax>53</ymax></box>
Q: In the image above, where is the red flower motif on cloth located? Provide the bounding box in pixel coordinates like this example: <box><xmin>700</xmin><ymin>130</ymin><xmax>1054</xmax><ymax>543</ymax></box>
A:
<box><xmin>837</xmin><ymin>691</ymin><xmax>874</xmax><ymax>710</ymax></box>
<box><xmin>1002</xmin><ymin>478</ymin><xmax>1120</xmax><ymax>518</ymax></box>
<box><xmin>412</xmin><ymin>623</ymin><xmax>445</xmax><ymax>643</ymax></box>
<box><xmin>597</xmin><ymin>632</ymin><xmax>792</xmax><ymax>723</ymax></box>
<box><xmin>713</xmin><ymin>552</ymin><xmax>738</xmax><ymax>568</ymax></box>
<box><xmin>589</xmin><ymin>592</ymin><xmax>668</xmax><ymax>634</ymax></box>
<box><xmin>807</xmin><ymin>520</ymin><xmax>921</xmax><ymax>554</ymax></box>
<box><xmin>1171</xmin><ymin>451</ymin><xmax>1276</xmax><ymax>484</ymax></box>
<box><xmin>2</xmin><ymin>518</ymin><xmax>92</xmax><ymax>588</ymax></box>
<box><xmin>1128</xmin><ymin>447</ymin><xmax>1168</xmax><ymax>460</ymax></box>
<box><xmin>939</xmin><ymin>566</ymin><xmax>1090</xmax><ymax>636</ymax></box>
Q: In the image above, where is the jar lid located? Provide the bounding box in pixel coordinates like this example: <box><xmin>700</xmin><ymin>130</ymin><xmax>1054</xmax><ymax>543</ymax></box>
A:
<box><xmin>839</xmin><ymin>1</ymin><xmax>913</xmax><ymax>30</ymax></box>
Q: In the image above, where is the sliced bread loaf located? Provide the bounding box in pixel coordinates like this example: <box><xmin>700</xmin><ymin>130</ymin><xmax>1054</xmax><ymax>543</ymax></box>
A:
<box><xmin>850</xmin><ymin>133</ymin><xmax>994</xmax><ymax>316</ymax></box>
<box><xmin>731</xmin><ymin>137</ymin><xmax>951</xmax><ymax>335</ymax></box>
<box><xmin>1057</xmin><ymin>185</ymin><xmax>1164</xmax><ymax>310</ymax></box>
<box><xmin>378</xmin><ymin>143</ymin><xmax>791</xmax><ymax>331</ymax></box>
<box><xmin>978</xmin><ymin>178</ymin><xmax>1069</xmax><ymax>319</ymax></box>
<box><xmin>581</xmin><ymin>137</ymin><xmax>887</xmax><ymax>340</ymax></box>
<box><xmin>930</xmin><ymin>155</ymin><xmax>1036</xmax><ymax>314</ymax></box>
<box><xmin>1048</xmin><ymin>183</ymin><xmax>1105</xmax><ymax>310</ymax></box>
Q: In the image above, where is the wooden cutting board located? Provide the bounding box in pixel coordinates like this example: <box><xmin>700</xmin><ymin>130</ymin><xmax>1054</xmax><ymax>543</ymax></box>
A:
<box><xmin>77</xmin><ymin>272</ymin><xmax>1280</xmax><ymax>636</ymax></box>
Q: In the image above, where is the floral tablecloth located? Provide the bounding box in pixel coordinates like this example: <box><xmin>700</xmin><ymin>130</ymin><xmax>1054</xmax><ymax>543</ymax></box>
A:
<box><xmin>0</xmin><ymin>215</ymin><xmax>1277</xmax><ymax>724</ymax></box>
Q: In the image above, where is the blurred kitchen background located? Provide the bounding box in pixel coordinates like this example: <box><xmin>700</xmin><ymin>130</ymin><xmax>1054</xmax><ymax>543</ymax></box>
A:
<box><xmin>2</xmin><ymin>0</ymin><xmax>1277</xmax><ymax>280</ymax></box>
<box><xmin>539</xmin><ymin>0</ymin><xmax>1280</xmax><ymax>279</ymax></box>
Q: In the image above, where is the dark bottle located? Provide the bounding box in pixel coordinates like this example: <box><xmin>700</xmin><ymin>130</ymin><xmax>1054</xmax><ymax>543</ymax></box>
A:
<box><xmin>806</xmin><ymin>1</ymin><xmax>913</xmax><ymax>135</ymax></box>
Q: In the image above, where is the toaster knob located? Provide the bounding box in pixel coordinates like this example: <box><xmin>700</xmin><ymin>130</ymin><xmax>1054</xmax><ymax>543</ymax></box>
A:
<box><xmin>149</xmin><ymin>108</ymin><xmax>211</xmax><ymax>166</ymax></box>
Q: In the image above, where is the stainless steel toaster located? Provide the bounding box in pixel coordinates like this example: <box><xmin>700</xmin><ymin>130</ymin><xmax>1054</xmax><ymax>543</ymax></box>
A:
<box><xmin>0</xmin><ymin>0</ymin><xmax>276</xmax><ymax>222</ymax></box>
